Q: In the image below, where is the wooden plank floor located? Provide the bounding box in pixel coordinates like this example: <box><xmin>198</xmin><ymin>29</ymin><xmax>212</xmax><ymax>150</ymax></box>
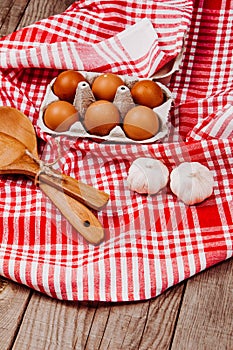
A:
<box><xmin>1</xmin><ymin>1</ymin><xmax>233</xmax><ymax>349</ymax></box>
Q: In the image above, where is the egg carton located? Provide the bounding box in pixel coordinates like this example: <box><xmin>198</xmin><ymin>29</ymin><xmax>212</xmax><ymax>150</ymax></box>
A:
<box><xmin>38</xmin><ymin>71</ymin><xmax>173</xmax><ymax>144</ymax></box>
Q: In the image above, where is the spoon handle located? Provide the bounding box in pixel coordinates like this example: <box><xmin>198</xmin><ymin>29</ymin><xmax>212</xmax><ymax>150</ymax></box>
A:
<box><xmin>2</xmin><ymin>154</ymin><xmax>109</xmax><ymax>211</ymax></box>
<box><xmin>40</xmin><ymin>182</ymin><xmax>105</xmax><ymax>245</ymax></box>
<box><xmin>39</xmin><ymin>172</ymin><xmax>109</xmax><ymax>211</ymax></box>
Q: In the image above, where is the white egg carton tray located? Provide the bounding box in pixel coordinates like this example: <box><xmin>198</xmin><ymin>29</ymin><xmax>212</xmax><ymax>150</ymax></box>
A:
<box><xmin>38</xmin><ymin>71</ymin><xmax>173</xmax><ymax>144</ymax></box>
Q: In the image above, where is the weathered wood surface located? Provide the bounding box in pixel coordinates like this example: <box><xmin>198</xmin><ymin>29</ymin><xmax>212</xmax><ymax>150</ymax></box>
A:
<box><xmin>171</xmin><ymin>260</ymin><xmax>233</xmax><ymax>350</ymax></box>
<box><xmin>0</xmin><ymin>1</ymin><xmax>233</xmax><ymax>349</ymax></box>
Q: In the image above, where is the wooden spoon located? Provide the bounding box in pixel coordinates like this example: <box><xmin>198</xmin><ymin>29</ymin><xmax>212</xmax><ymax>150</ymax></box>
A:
<box><xmin>0</xmin><ymin>132</ymin><xmax>104</xmax><ymax>244</ymax></box>
<box><xmin>0</xmin><ymin>106</ymin><xmax>109</xmax><ymax>211</ymax></box>
<box><xmin>0</xmin><ymin>107</ymin><xmax>108</xmax><ymax>245</ymax></box>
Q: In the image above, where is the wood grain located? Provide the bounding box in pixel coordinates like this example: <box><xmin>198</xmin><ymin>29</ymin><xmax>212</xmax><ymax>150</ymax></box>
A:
<box><xmin>1</xmin><ymin>1</ymin><xmax>233</xmax><ymax>350</ymax></box>
<box><xmin>0</xmin><ymin>276</ymin><xmax>8</xmax><ymax>292</ymax></box>
<box><xmin>0</xmin><ymin>0</ymin><xmax>75</xmax><ymax>37</ymax></box>
<box><xmin>40</xmin><ymin>183</ymin><xmax>105</xmax><ymax>245</ymax></box>
<box><xmin>139</xmin><ymin>284</ymin><xmax>185</xmax><ymax>350</ymax></box>
<box><xmin>0</xmin><ymin>278</ymin><xmax>31</xmax><ymax>350</ymax></box>
<box><xmin>92</xmin><ymin>290</ymin><xmax>185</xmax><ymax>350</ymax></box>
<box><xmin>88</xmin><ymin>301</ymin><xmax>150</xmax><ymax>349</ymax></box>
<box><xmin>17</xmin><ymin>0</ymin><xmax>76</xmax><ymax>30</ymax></box>
<box><xmin>171</xmin><ymin>259</ymin><xmax>233</xmax><ymax>350</ymax></box>
<box><xmin>0</xmin><ymin>0</ymin><xmax>29</xmax><ymax>37</ymax></box>
<box><xmin>10</xmin><ymin>287</ymin><xmax>185</xmax><ymax>350</ymax></box>
<box><xmin>12</xmin><ymin>293</ymin><xmax>97</xmax><ymax>350</ymax></box>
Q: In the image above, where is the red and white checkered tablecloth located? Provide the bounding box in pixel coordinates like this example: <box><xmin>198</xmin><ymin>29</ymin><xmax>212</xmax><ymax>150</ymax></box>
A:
<box><xmin>0</xmin><ymin>0</ymin><xmax>233</xmax><ymax>301</ymax></box>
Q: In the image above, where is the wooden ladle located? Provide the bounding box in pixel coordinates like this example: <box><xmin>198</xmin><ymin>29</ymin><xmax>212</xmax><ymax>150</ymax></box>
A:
<box><xmin>0</xmin><ymin>107</ymin><xmax>109</xmax><ymax>245</ymax></box>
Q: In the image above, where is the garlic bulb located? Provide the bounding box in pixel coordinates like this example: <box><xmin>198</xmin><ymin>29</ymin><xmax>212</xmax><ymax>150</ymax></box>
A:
<box><xmin>170</xmin><ymin>162</ymin><xmax>214</xmax><ymax>205</ymax></box>
<box><xmin>127</xmin><ymin>157</ymin><xmax>169</xmax><ymax>195</ymax></box>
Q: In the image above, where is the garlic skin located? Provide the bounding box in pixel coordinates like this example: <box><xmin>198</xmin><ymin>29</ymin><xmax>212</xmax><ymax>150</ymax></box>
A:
<box><xmin>170</xmin><ymin>162</ymin><xmax>214</xmax><ymax>205</ymax></box>
<box><xmin>127</xmin><ymin>157</ymin><xmax>169</xmax><ymax>195</ymax></box>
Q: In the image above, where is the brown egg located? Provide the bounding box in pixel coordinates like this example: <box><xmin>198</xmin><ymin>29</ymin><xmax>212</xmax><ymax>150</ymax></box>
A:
<box><xmin>84</xmin><ymin>100</ymin><xmax>120</xmax><ymax>136</ymax></box>
<box><xmin>92</xmin><ymin>73</ymin><xmax>125</xmax><ymax>101</ymax></box>
<box><xmin>43</xmin><ymin>100</ymin><xmax>79</xmax><ymax>132</ymax></box>
<box><xmin>123</xmin><ymin>105</ymin><xmax>159</xmax><ymax>141</ymax></box>
<box><xmin>131</xmin><ymin>80</ymin><xmax>164</xmax><ymax>108</ymax></box>
<box><xmin>53</xmin><ymin>70</ymin><xmax>87</xmax><ymax>103</ymax></box>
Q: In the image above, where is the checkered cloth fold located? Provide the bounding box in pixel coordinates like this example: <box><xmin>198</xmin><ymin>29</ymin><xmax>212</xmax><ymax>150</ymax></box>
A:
<box><xmin>0</xmin><ymin>0</ymin><xmax>233</xmax><ymax>301</ymax></box>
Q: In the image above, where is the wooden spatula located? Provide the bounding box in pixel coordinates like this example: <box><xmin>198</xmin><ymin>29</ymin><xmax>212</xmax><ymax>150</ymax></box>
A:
<box><xmin>0</xmin><ymin>107</ymin><xmax>109</xmax><ymax>245</ymax></box>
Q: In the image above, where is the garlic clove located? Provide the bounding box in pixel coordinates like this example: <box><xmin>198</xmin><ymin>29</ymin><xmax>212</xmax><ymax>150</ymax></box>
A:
<box><xmin>170</xmin><ymin>162</ymin><xmax>214</xmax><ymax>205</ymax></box>
<box><xmin>127</xmin><ymin>157</ymin><xmax>169</xmax><ymax>195</ymax></box>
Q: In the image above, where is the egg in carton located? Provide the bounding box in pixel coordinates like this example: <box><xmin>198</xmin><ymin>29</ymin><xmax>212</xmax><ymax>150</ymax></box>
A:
<box><xmin>38</xmin><ymin>71</ymin><xmax>173</xmax><ymax>144</ymax></box>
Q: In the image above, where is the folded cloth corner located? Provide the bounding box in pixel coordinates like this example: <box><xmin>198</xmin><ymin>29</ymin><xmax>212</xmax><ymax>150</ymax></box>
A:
<box><xmin>0</xmin><ymin>18</ymin><xmax>177</xmax><ymax>78</ymax></box>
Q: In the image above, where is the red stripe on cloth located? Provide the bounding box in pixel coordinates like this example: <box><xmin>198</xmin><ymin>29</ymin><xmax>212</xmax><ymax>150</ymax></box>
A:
<box><xmin>203</xmin><ymin>0</ymin><xmax>233</xmax><ymax>10</ymax></box>
<box><xmin>1</xmin><ymin>1</ymin><xmax>233</xmax><ymax>302</ymax></box>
